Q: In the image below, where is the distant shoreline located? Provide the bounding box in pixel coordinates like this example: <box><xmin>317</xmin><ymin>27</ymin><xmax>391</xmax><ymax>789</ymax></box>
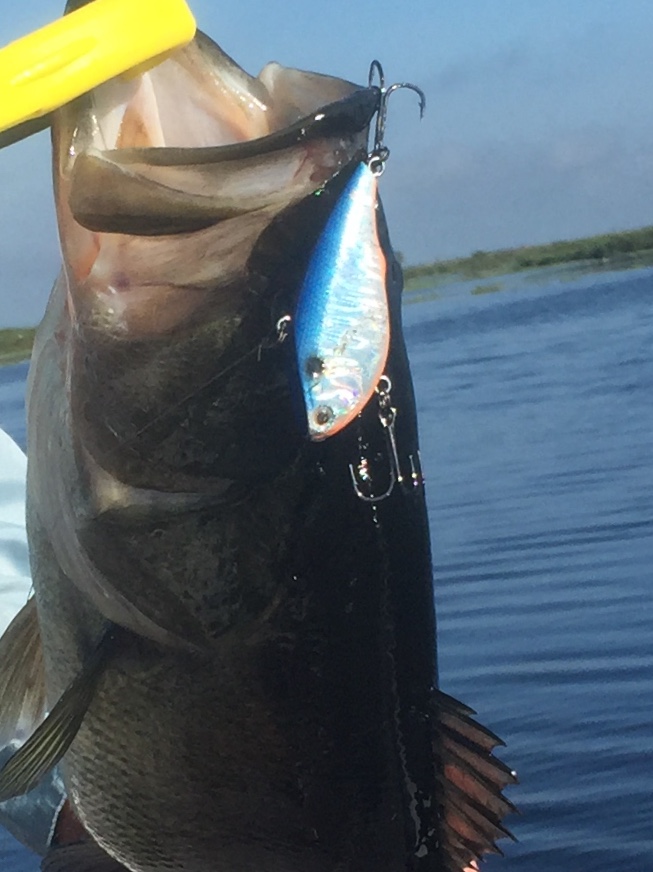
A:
<box><xmin>3</xmin><ymin>225</ymin><xmax>653</xmax><ymax>365</ymax></box>
<box><xmin>404</xmin><ymin>225</ymin><xmax>653</xmax><ymax>290</ymax></box>
<box><xmin>0</xmin><ymin>328</ymin><xmax>35</xmax><ymax>367</ymax></box>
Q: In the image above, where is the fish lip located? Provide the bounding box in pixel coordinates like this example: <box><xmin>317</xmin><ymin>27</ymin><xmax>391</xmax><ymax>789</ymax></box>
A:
<box><xmin>93</xmin><ymin>87</ymin><xmax>381</xmax><ymax>167</ymax></box>
<box><xmin>64</xmin><ymin>84</ymin><xmax>379</xmax><ymax>236</ymax></box>
<box><xmin>53</xmin><ymin>23</ymin><xmax>384</xmax><ymax>168</ymax></box>
<box><xmin>55</xmin><ymin>36</ymin><xmax>381</xmax><ymax>235</ymax></box>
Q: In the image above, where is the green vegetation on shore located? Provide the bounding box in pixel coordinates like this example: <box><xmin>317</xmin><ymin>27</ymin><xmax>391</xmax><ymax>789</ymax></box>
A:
<box><xmin>3</xmin><ymin>225</ymin><xmax>653</xmax><ymax>365</ymax></box>
<box><xmin>0</xmin><ymin>328</ymin><xmax>35</xmax><ymax>366</ymax></box>
<box><xmin>404</xmin><ymin>225</ymin><xmax>653</xmax><ymax>289</ymax></box>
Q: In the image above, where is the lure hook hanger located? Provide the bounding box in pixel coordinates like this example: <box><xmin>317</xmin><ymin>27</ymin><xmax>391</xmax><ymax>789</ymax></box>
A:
<box><xmin>368</xmin><ymin>59</ymin><xmax>386</xmax><ymax>90</ymax></box>
<box><xmin>367</xmin><ymin>60</ymin><xmax>426</xmax><ymax>175</ymax></box>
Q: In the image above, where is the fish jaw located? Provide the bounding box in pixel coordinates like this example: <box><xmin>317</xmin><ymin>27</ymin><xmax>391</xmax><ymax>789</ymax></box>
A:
<box><xmin>51</xmin><ymin>30</ymin><xmax>376</xmax><ymax>340</ymax></box>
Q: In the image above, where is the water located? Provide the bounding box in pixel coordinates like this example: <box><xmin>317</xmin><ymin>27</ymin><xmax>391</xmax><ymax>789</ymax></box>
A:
<box><xmin>2</xmin><ymin>267</ymin><xmax>652</xmax><ymax>870</ymax></box>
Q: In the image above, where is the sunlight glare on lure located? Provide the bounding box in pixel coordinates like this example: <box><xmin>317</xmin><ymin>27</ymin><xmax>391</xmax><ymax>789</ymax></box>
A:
<box><xmin>293</xmin><ymin>63</ymin><xmax>425</xmax><ymax>441</ymax></box>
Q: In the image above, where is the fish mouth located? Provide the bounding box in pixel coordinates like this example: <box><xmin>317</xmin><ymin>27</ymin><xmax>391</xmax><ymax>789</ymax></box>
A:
<box><xmin>51</xmin><ymin>31</ymin><xmax>378</xmax><ymax>336</ymax></box>
<box><xmin>55</xmin><ymin>31</ymin><xmax>378</xmax><ymax>237</ymax></box>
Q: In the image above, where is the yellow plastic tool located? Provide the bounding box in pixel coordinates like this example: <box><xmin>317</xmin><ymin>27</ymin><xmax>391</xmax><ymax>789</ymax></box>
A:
<box><xmin>0</xmin><ymin>0</ymin><xmax>197</xmax><ymax>135</ymax></box>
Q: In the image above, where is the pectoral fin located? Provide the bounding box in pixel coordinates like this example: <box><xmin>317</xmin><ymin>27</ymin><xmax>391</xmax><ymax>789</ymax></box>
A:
<box><xmin>42</xmin><ymin>841</ymin><xmax>131</xmax><ymax>872</ymax></box>
<box><xmin>0</xmin><ymin>597</ymin><xmax>46</xmax><ymax>745</ymax></box>
<box><xmin>432</xmin><ymin>689</ymin><xmax>518</xmax><ymax>871</ymax></box>
<box><xmin>0</xmin><ymin>630</ymin><xmax>114</xmax><ymax>801</ymax></box>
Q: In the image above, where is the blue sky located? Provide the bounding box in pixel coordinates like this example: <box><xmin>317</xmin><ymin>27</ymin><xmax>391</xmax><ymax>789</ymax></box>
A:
<box><xmin>2</xmin><ymin>1</ymin><xmax>653</xmax><ymax>325</ymax></box>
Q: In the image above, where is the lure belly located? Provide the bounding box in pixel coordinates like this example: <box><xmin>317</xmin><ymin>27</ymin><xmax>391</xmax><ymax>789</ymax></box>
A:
<box><xmin>293</xmin><ymin>161</ymin><xmax>390</xmax><ymax>440</ymax></box>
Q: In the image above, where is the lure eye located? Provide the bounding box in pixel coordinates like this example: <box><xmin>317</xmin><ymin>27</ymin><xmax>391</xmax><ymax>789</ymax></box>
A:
<box><xmin>304</xmin><ymin>356</ymin><xmax>324</xmax><ymax>379</ymax></box>
<box><xmin>313</xmin><ymin>405</ymin><xmax>334</xmax><ymax>427</ymax></box>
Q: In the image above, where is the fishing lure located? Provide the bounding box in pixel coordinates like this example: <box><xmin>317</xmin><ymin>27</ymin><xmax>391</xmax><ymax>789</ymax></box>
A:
<box><xmin>292</xmin><ymin>63</ymin><xmax>425</xmax><ymax>441</ymax></box>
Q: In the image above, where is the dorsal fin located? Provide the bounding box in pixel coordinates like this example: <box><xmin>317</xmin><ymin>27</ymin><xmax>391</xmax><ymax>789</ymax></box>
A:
<box><xmin>432</xmin><ymin>689</ymin><xmax>518</xmax><ymax>870</ymax></box>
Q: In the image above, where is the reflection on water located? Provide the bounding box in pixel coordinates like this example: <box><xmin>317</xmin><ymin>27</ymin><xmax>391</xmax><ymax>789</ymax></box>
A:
<box><xmin>404</xmin><ymin>265</ymin><xmax>653</xmax><ymax>871</ymax></box>
<box><xmin>2</xmin><ymin>266</ymin><xmax>653</xmax><ymax>870</ymax></box>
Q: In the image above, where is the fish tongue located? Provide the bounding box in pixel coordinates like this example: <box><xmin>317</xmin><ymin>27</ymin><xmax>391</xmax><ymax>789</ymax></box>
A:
<box><xmin>93</xmin><ymin>75</ymin><xmax>167</xmax><ymax>151</ymax></box>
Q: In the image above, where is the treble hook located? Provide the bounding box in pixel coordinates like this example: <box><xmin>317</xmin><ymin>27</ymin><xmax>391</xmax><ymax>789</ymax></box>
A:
<box><xmin>349</xmin><ymin>376</ymin><xmax>403</xmax><ymax>503</ymax></box>
<box><xmin>366</xmin><ymin>60</ymin><xmax>426</xmax><ymax>175</ymax></box>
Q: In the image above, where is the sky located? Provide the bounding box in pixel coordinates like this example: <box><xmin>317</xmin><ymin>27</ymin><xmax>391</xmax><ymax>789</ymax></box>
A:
<box><xmin>2</xmin><ymin>0</ymin><xmax>653</xmax><ymax>325</ymax></box>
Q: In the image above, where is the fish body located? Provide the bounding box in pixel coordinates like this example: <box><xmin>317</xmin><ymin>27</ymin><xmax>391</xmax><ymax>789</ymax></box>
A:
<box><xmin>0</xmin><ymin>25</ymin><xmax>515</xmax><ymax>872</ymax></box>
<box><xmin>27</xmin><ymin>168</ymin><xmax>438</xmax><ymax>872</ymax></box>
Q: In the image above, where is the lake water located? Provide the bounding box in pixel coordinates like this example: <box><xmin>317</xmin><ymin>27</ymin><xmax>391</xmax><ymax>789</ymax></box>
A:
<box><xmin>1</xmin><ymin>265</ymin><xmax>652</xmax><ymax>871</ymax></box>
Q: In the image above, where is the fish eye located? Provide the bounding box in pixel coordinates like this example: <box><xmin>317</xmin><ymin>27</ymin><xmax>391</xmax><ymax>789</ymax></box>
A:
<box><xmin>313</xmin><ymin>405</ymin><xmax>334</xmax><ymax>427</ymax></box>
<box><xmin>305</xmin><ymin>356</ymin><xmax>324</xmax><ymax>378</ymax></box>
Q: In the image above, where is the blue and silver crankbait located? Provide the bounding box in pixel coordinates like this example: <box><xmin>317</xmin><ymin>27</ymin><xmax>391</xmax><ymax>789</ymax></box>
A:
<box><xmin>293</xmin><ymin>160</ymin><xmax>389</xmax><ymax>440</ymax></box>
<box><xmin>293</xmin><ymin>63</ymin><xmax>425</xmax><ymax>441</ymax></box>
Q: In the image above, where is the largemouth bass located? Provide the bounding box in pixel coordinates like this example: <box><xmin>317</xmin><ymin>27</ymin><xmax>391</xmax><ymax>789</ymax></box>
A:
<box><xmin>0</xmin><ymin>25</ymin><xmax>516</xmax><ymax>872</ymax></box>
